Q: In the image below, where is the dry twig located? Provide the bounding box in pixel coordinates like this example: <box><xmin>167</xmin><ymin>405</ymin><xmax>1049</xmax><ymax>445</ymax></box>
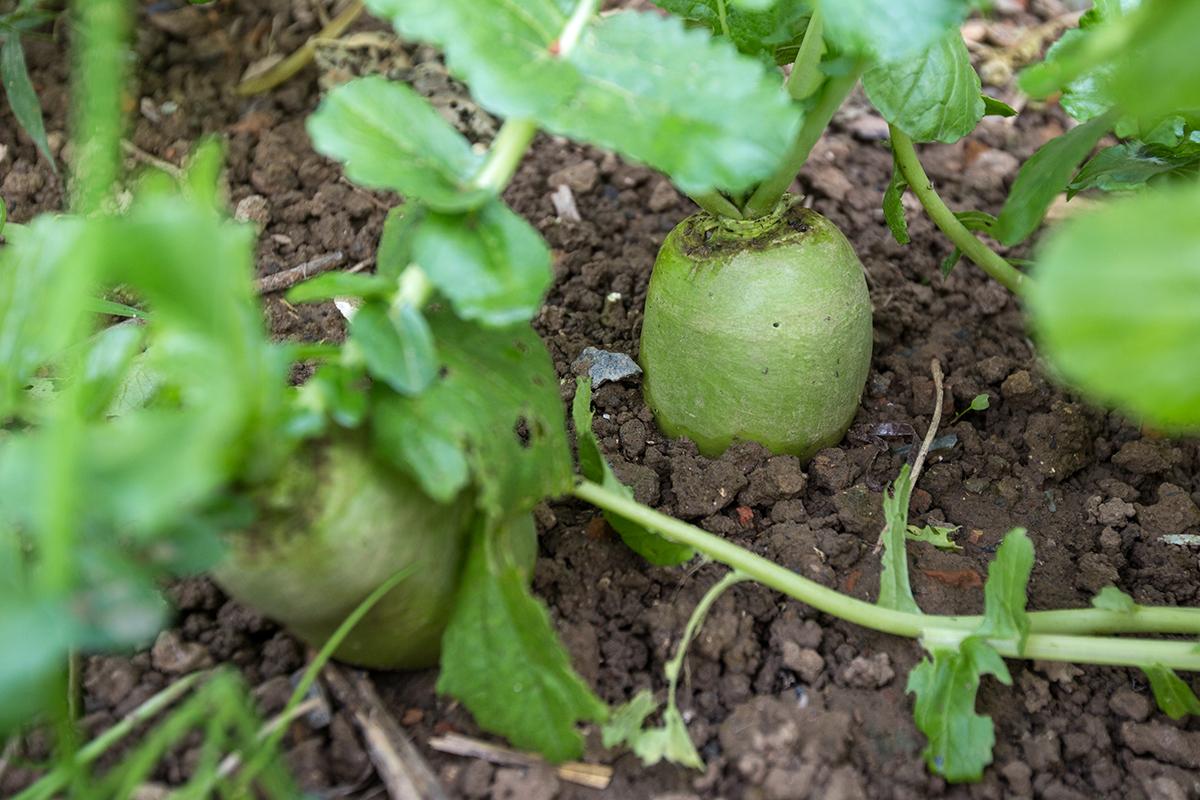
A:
<box><xmin>429</xmin><ymin>733</ymin><xmax>613</xmax><ymax>790</ymax></box>
<box><xmin>255</xmin><ymin>252</ymin><xmax>345</xmax><ymax>294</ymax></box>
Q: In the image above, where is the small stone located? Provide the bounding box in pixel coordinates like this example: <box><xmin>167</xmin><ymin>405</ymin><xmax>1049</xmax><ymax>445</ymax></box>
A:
<box><xmin>1109</xmin><ymin>688</ymin><xmax>1152</xmax><ymax>722</ymax></box>
<box><xmin>1023</xmin><ymin>404</ymin><xmax>1094</xmax><ymax>481</ymax></box>
<box><xmin>460</xmin><ymin>760</ymin><xmax>493</xmax><ymax>798</ymax></box>
<box><xmin>491</xmin><ymin>765</ymin><xmax>560</xmax><ymax>800</ymax></box>
<box><xmin>1136</xmin><ymin>483</ymin><xmax>1200</xmax><ymax>538</ymax></box>
<box><xmin>840</xmin><ymin>652</ymin><xmax>894</xmax><ymax>688</ymax></box>
<box><xmin>1075</xmin><ymin>552</ymin><xmax>1119</xmax><ymax>594</ymax></box>
<box><xmin>151</xmin><ymin>630</ymin><xmax>213</xmax><ymax>675</ymax></box>
<box><xmin>1001</xmin><ymin>369</ymin><xmax>1035</xmax><ymax>400</ymax></box>
<box><xmin>739</xmin><ymin>456</ymin><xmax>806</xmax><ymax>506</ymax></box>
<box><xmin>547</xmin><ymin>160</ymin><xmax>598</xmax><ymax>194</ymax></box>
<box><xmin>976</xmin><ymin>355</ymin><xmax>1012</xmax><ymax>385</ymax></box>
<box><xmin>1000</xmin><ymin>760</ymin><xmax>1032</xmax><ymax>796</ymax></box>
<box><xmin>964</xmin><ymin>149</ymin><xmax>1020</xmax><ymax>192</ymax></box>
<box><xmin>847</xmin><ymin>113</ymin><xmax>890</xmax><ymax>141</ymax></box>
<box><xmin>809</xmin><ymin>165</ymin><xmax>853</xmax><ymax>202</ymax></box>
<box><xmin>571</xmin><ymin>346</ymin><xmax>642</xmax><ymax>387</ymax></box>
<box><xmin>770</xmin><ymin>499</ymin><xmax>807</xmax><ymax>523</ymax></box>
<box><xmin>1021</xmin><ymin>729</ymin><xmax>1061</xmax><ymax>771</ymax></box>
<box><xmin>833</xmin><ymin>484</ymin><xmax>883</xmax><ymax>536</ymax></box>
<box><xmin>234</xmin><ymin>194</ymin><xmax>271</xmax><ymax>232</ymax></box>
<box><xmin>780</xmin><ymin>642</ymin><xmax>824</xmax><ymax>683</ymax></box>
<box><xmin>647</xmin><ymin>179</ymin><xmax>679</xmax><ymax>212</ymax></box>
<box><xmin>1097</xmin><ymin>498</ymin><xmax>1136</xmax><ymax>527</ymax></box>
<box><xmin>1112</xmin><ymin>440</ymin><xmax>1180</xmax><ymax>475</ymax></box>
<box><xmin>670</xmin><ymin>454</ymin><xmax>747</xmax><ymax>518</ymax></box>
<box><xmin>85</xmin><ymin>657</ymin><xmax>141</xmax><ymax>709</ymax></box>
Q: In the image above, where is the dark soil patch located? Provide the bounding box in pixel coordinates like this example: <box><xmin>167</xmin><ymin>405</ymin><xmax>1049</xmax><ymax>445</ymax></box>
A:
<box><xmin>2</xmin><ymin>1</ymin><xmax>1198</xmax><ymax>798</ymax></box>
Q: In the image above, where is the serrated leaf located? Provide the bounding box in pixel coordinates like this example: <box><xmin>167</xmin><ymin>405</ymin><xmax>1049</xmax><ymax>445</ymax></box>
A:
<box><xmin>974</xmin><ymin>529</ymin><xmax>1033</xmax><ymax>651</ymax></box>
<box><xmin>981</xmin><ymin>95</ymin><xmax>1017</xmax><ymax>118</ymax></box>
<box><xmin>412</xmin><ymin>200</ymin><xmax>551</xmax><ymax>327</ymax></box>
<box><xmin>438</xmin><ymin>522</ymin><xmax>608</xmax><ymax>762</ymax></box>
<box><xmin>906</xmin><ymin>523</ymin><xmax>961</xmax><ymax>551</ymax></box>
<box><xmin>307</xmin><ymin>76</ymin><xmax>488</xmax><ymax>212</ymax></box>
<box><xmin>573</xmin><ymin>379</ymin><xmax>695</xmax><ymax>566</ymax></box>
<box><xmin>601</xmin><ymin>688</ymin><xmax>658</xmax><ymax>748</ymax></box>
<box><xmin>370</xmin><ymin>312</ymin><xmax>573</xmax><ymax>516</ymax></box>
<box><xmin>864</xmin><ymin>32</ymin><xmax>983</xmax><ymax>144</ymax></box>
<box><xmin>349</xmin><ymin>301</ymin><xmax>437</xmax><ymax>396</ymax></box>
<box><xmin>1027</xmin><ymin>182</ymin><xmax>1200</xmax><ymax>431</ymax></box>
<box><xmin>907</xmin><ymin>637</ymin><xmax>1010</xmax><ymax>782</ymax></box>
<box><xmin>1142</xmin><ymin>664</ymin><xmax>1200</xmax><ymax>720</ymax></box>
<box><xmin>368</xmin><ymin>1</ymin><xmax>802</xmax><ymax>194</ymax></box>
<box><xmin>821</xmin><ymin>0</ymin><xmax>971</xmax><ymax>62</ymax></box>
<box><xmin>878</xmin><ymin>463</ymin><xmax>921</xmax><ymax>614</ymax></box>
<box><xmin>653</xmin><ymin>0</ymin><xmax>810</xmax><ymax>65</ymax></box>
<box><xmin>993</xmin><ymin>114</ymin><xmax>1112</xmax><ymax>246</ymax></box>
<box><xmin>1</xmin><ymin>35</ymin><xmax>55</xmax><ymax>170</ymax></box>
<box><xmin>286</xmin><ymin>271</ymin><xmax>394</xmax><ymax>304</ymax></box>
<box><xmin>883</xmin><ymin>160</ymin><xmax>910</xmax><ymax>245</ymax></box>
<box><xmin>1091</xmin><ymin>585</ymin><xmax>1136</xmax><ymax>614</ymax></box>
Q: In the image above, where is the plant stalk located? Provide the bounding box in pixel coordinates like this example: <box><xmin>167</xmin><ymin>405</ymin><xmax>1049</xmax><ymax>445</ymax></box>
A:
<box><xmin>573</xmin><ymin>480</ymin><xmax>1200</xmax><ymax>670</ymax></box>
<box><xmin>236</xmin><ymin>0</ymin><xmax>366</xmax><ymax>96</ymax></box>
<box><xmin>688</xmin><ymin>191</ymin><xmax>744</xmax><ymax>220</ymax></box>
<box><xmin>785</xmin><ymin>6</ymin><xmax>824</xmax><ymax>101</ymax></box>
<box><xmin>889</xmin><ymin>125</ymin><xmax>1029</xmax><ymax>295</ymax></box>
<box><xmin>744</xmin><ymin>65</ymin><xmax>863</xmax><ymax>218</ymax></box>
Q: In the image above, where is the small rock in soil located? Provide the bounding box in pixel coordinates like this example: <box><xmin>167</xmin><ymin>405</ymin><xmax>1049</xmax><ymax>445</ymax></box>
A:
<box><xmin>547</xmin><ymin>160</ymin><xmax>598</xmax><ymax>194</ymax></box>
<box><xmin>84</xmin><ymin>656</ymin><xmax>141</xmax><ymax>709</ymax></box>
<box><xmin>840</xmin><ymin>653</ymin><xmax>894</xmax><ymax>688</ymax></box>
<box><xmin>770</xmin><ymin>499</ymin><xmax>808</xmax><ymax>523</ymax></box>
<box><xmin>1136</xmin><ymin>483</ymin><xmax>1200</xmax><ymax>538</ymax></box>
<box><xmin>491</xmin><ymin>765</ymin><xmax>560</xmax><ymax>800</ymax></box>
<box><xmin>809</xmin><ymin>448</ymin><xmax>856</xmax><ymax>492</ymax></box>
<box><xmin>611</xmin><ymin>457</ymin><xmax>660</xmax><ymax>505</ymax></box>
<box><xmin>670</xmin><ymin>453</ymin><xmax>748</xmax><ymax>519</ymax></box>
<box><xmin>1019</xmin><ymin>670</ymin><xmax>1051</xmax><ymax>713</ymax></box>
<box><xmin>1092</xmin><ymin>497</ymin><xmax>1136</xmax><ymax>527</ymax></box>
<box><xmin>1075</xmin><ymin>552</ymin><xmax>1120</xmax><ymax>593</ymax></box>
<box><xmin>833</xmin><ymin>484</ymin><xmax>883</xmax><ymax>536</ymax></box>
<box><xmin>460</xmin><ymin>759</ymin><xmax>494</xmax><ymax>799</ymax></box>
<box><xmin>151</xmin><ymin>630</ymin><xmax>213</xmax><ymax>675</ymax></box>
<box><xmin>647</xmin><ymin>179</ymin><xmax>679</xmax><ymax>212</ymax></box>
<box><xmin>1112</xmin><ymin>439</ymin><xmax>1180</xmax><ymax>475</ymax></box>
<box><xmin>572</xmin><ymin>346</ymin><xmax>642</xmax><ymax>387</ymax></box>
<box><xmin>1023</xmin><ymin>404</ymin><xmax>1094</xmax><ymax>481</ymax></box>
<box><xmin>1000</xmin><ymin>760</ymin><xmax>1033</xmax><ymax>796</ymax></box>
<box><xmin>1109</xmin><ymin>688</ymin><xmax>1153</xmax><ymax>722</ymax></box>
<box><xmin>234</xmin><ymin>194</ymin><xmax>271</xmax><ymax>232</ymax></box>
<box><xmin>739</xmin><ymin>456</ymin><xmax>807</xmax><ymax>507</ymax></box>
<box><xmin>1021</xmin><ymin>729</ymin><xmax>1062</xmax><ymax>771</ymax></box>
<box><xmin>1120</xmin><ymin>722</ymin><xmax>1200</xmax><ymax>769</ymax></box>
<box><xmin>1001</xmin><ymin>369</ymin><xmax>1039</xmax><ymax>405</ymax></box>
<box><xmin>781</xmin><ymin>642</ymin><xmax>824</xmax><ymax>684</ymax></box>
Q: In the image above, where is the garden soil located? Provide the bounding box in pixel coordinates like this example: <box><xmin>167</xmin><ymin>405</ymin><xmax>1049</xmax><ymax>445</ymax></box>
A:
<box><xmin>3</xmin><ymin>2</ymin><xmax>1199</xmax><ymax>798</ymax></box>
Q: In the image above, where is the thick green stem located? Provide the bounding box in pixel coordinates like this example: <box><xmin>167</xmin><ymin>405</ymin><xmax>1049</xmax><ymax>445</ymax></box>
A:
<box><xmin>785</xmin><ymin>7</ymin><xmax>824</xmax><ymax>101</ymax></box>
<box><xmin>573</xmin><ymin>480</ymin><xmax>1200</xmax><ymax>671</ymax></box>
<box><xmin>889</xmin><ymin>125</ymin><xmax>1029</xmax><ymax>295</ymax></box>
<box><xmin>71</xmin><ymin>0</ymin><xmax>128</xmax><ymax>215</ymax></box>
<box><xmin>687</xmin><ymin>191</ymin><xmax>744</xmax><ymax>220</ymax></box>
<box><xmin>744</xmin><ymin>66</ymin><xmax>862</xmax><ymax>218</ymax></box>
<box><xmin>472</xmin><ymin>119</ymin><xmax>538</xmax><ymax>194</ymax></box>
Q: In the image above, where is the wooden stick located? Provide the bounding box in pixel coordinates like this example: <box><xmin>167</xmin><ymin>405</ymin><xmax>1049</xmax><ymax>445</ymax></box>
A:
<box><xmin>322</xmin><ymin>665</ymin><xmax>448</xmax><ymax>800</ymax></box>
<box><xmin>255</xmin><ymin>252</ymin><xmax>344</xmax><ymax>294</ymax></box>
<box><xmin>909</xmin><ymin>358</ymin><xmax>945</xmax><ymax>489</ymax></box>
<box><xmin>428</xmin><ymin>733</ymin><xmax>612</xmax><ymax>790</ymax></box>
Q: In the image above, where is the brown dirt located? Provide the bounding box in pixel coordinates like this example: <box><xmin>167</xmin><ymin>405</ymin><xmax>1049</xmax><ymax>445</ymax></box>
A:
<box><xmin>3</xmin><ymin>1</ymin><xmax>1198</xmax><ymax>798</ymax></box>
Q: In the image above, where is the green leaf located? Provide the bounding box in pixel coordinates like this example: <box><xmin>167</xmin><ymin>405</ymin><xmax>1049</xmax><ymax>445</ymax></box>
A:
<box><xmin>1027</xmin><ymin>182</ymin><xmax>1200</xmax><ymax>431</ymax></box>
<box><xmin>371</xmin><ymin>312</ymin><xmax>573</xmax><ymax>516</ymax></box>
<box><xmin>974</xmin><ymin>529</ymin><xmax>1033</xmax><ymax>651</ymax></box>
<box><xmin>1068</xmin><ymin>141</ymin><xmax>1200</xmax><ymax>197</ymax></box>
<box><xmin>79</xmin><ymin>324</ymin><xmax>146</xmax><ymax>420</ymax></box>
<box><xmin>573</xmin><ymin>379</ymin><xmax>695</xmax><ymax>566</ymax></box>
<box><xmin>1</xmin><ymin>35</ymin><xmax>55</xmax><ymax>170</ymax></box>
<box><xmin>377</xmin><ymin>205</ymin><xmax>421</xmax><ymax>281</ymax></box>
<box><xmin>601</xmin><ymin>688</ymin><xmax>658</xmax><ymax>748</ymax></box>
<box><xmin>970</xmin><ymin>394</ymin><xmax>990</xmax><ymax>412</ymax></box>
<box><xmin>349</xmin><ymin>301</ymin><xmax>437</xmax><ymax>396</ymax></box>
<box><xmin>438</xmin><ymin>522</ymin><xmax>608</xmax><ymax>762</ymax></box>
<box><xmin>981</xmin><ymin>95</ymin><xmax>1017</xmax><ymax>118</ymax></box>
<box><xmin>368</xmin><ymin>1</ymin><xmax>802</xmax><ymax>194</ymax></box>
<box><xmin>940</xmin><ymin>211</ymin><xmax>997</xmax><ymax>277</ymax></box>
<box><xmin>864</xmin><ymin>32</ymin><xmax>983</xmax><ymax>144</ymax></box>
<box><xmin>653</xmin><ymin>0</ymin><xmax>811</xmax><ymax>65</ymax></box>
<box><xmin>286</xmin><ymin>271</ymin><xmax>394</xmax><ymax>304</ymax></box>
<box><xmin>1091</xmin><ymin>585</ymin><xmax>1136</xmax><ymax>614</ymax></box>
<box><xmin>993</xmin><ymin>114</ymin><xmax>1112</xmax><ymax>246</ymax></box>
<box><xmin>307</xmin><ymin>76</ymin><xmax>489</xmax><ymax>212</ymax></box>
<box><xmin>821</xmin><ymin>0</ymin><xmax>971</xmax><ymax>62</ymax></box>
<box><xmin>413</xmin><ymin>200</ymin><xmax>551</xmax><ymax>327</ymax></box>
<box><xmin>907</xmin><ymin>637</ymin><xmax>1011</xmax><ymax>782</ymax></box>
<box><xmin>878</xmin><ymin>464</ymin><xmax>921</xmax><ymax>614</ymax></box>
<box><xmin>300</xmin><ymin>363</ymin><xmax>369</xmax><ymax>429</ymax></box>
<box><xmin>0</xmin><ymin>598</ymin><xmax>74</xmax><ymax>733</ymax></box>
<box><xmin>906</xmin><ymin>523</ymin><xmax>961</xmax><ymax>551</ymax></box>
<box><xmin>883</xmin><ymin>160</ymin><xmax>910</xmax><ymax>245</ymax></box>
<box><xmin>1142</xmin><ymin>665</ymin><xmax>1200</xmax><ymax>720</ymax></box>
<box><xmin>629</xmin><ymin>705</ymin><xmax>704</xmax><ymax>769</ymax></box>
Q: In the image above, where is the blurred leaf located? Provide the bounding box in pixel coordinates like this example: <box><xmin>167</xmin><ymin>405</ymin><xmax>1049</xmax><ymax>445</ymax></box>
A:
<box><xmin>438</xmin><ymin>522</ymin><xmax>608</xmax><ymax>762</ymax></box>
<box><xmin>821</xmin><ymin>0</ymin><xmax>971</xmax><ymax>62</ymax></box>
<box><xmin>628</xmin><ymin>705</ymin><xmax>704</xmax><ymax>769</ymax></box>
<box><xmin>371</xmin><ymin>312</ymin><xmax>572</xmax><ymax>516</ymax></box>
<box><xmin>79</xmin><ymin>323</ymin><xmax>145</xmax><ymax>420</ymax></box>
<box><xmin>1142</xmin><ymin>665</ymin><xmax>1200</xmax><ymax>720</ymax></box>
<box><xmin>0</xmin><ymin>598</ymin><xmax>73</xmax><ymax>733</ymax></box>
<box><xmin>993</xmin><ymin>114</ymin><xmax>1112</xmax><ymax>246</ymax></box>
<box><xmin>883</xmin><ymin>160</ymin><xmax>910</xmax><ymax>245</ymax></box>
<box><xmin>1</xmin><ymin>34</ymin><xmax>55</xmax><ymax>170</ymax></box>
<box><xmin>350</xmin><ymin>301</ymin><xmax>437</xmax><ymax>396</ymax></box>
<box><xmin>412</xmin><ymin>200</ymin><xmax>552</xmax><ymax>327</ymax></box>
<box><xmin>286</xmin><ymin>271</ymin><xmax>393</xmax><ymax>304</ymax></box>
<box><xmin>1028</xmin><ymin>182</ymin><xmax>1200</xmax><ymax>431</ymax></box>
<box><xmin>1068</xmin><ymin>141</ymin><xmax>1200</xmax><ymax>197</ymax></box>
<box><xmin>1091</xmin><ymin>585</ymin><xmax>1136</xmax><ymax>613</ymax></box>
<box><xmin>368</xmin><ymin>0</ymin><xmax>802</xmax><ymax>193</ymax></box>
<box><xmin>653</xmin><ymin>0</ymin><xmax>810</xmax><ymax>65</ymax></box>
<box><xmin>973</xmin><ymin>529</ymin><xmax>1033</xmax><ymax>651</ymax></box>
<box><xmin>299</xmin><ymin>363</ymin><xmax>369</xmax><ymax>429</ymax></box>
<box><xmin>573</xmin><ymin>378</ymin><xmax>694</xmax><ymax>566</ymax></box>
<box><xmin>981</xmin><ymin>95</ymin><xmax>1017</xmax><ymax>118</ymax></box>
<box><xmin>602</xmin><ymin>689</ymin><xmax>658</xmax><ymax>748</ymax></box>
<box><xmin>907</xmin><ymin>637</ymin><xmax>1010</xmax><ymax>782</ymax></box>
<box><xmin>878</xmin><ymin>464</ymin><xmax>920</xmax><ymax>614</ymax></box>
<box><xmin>307</xmin><ymin>76</ymin><xmax>489</xmax><ymax>212</ymax></box>
<box><xmin>377</xmin><ymin>205</ymin><xmax>421</xmax><ymax>280</ymax></box>
<box><xmin>864</xmin><ymin>32</ymin><xmax>983</xmax><ymax>143</ymax></box>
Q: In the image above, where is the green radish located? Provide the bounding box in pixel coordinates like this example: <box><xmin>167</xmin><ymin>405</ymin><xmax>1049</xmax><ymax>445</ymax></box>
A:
<box><xmin>214</xmin><ymin>435</ymin><xmax>536</xmax><ymax>669</ymax></box>
<box><xmin>640</xmin><ymin>198</ymin><xmax>872</xmax><ymax>459</ymax></box>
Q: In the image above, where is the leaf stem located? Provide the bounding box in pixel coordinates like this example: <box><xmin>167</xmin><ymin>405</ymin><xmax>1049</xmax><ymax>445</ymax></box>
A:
<box><xmin>743</xmin><ymin>65</ymin><xmax>862</xmax><ymax>218</ymax></box>
<box><xmin>888</xmin><ymin>125</ymin><xmax>1029</xmax><ymax>295</ymax></box>
<box><xmin>572</xmin><ymin>480</ymin><xmax>1200</xmax><ymax>671</ymax></box>
<box><xmin>472</xmin><ymin>119</ymin><xmax>538</xmax><ymax>195</ymax></box>
<box><xmin>785</xmin><ymin>6</ymin><xmax>824</xmax><ymax>101</ymax></box>
<box><xmin>687</xmin><ymin>191</ymin><xmax>744</xmax><ymax>220</ymax></box>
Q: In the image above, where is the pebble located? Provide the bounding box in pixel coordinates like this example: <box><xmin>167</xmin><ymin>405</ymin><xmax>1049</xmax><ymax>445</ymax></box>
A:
<box><xmin>150</xmin><ymin>630</ymin><xmax>213</xmax><ymax>675</ymax></box>
<box><xmin>1112</xmin><ymin>440</ymin><xmax>1179</xmax><ymax>475</ymax></box>
<box><xmin>647</xmin><ymin>179</ymin><xmax>679</xmax><ymax>212</ymax></box>
<box><xmin>840</xmin><ymin>652</ymin><xmax>894</xmax><ymax>688</ymax></box>
<box><xmin>1109</xmin><ymin>688</ymin><xmax>1152</xmax><ymax>722</ymax></box>
<box><xmin>781</xmin><ymin>642</ymin><xmax>824</xmax><ymax>683</ymax></box>
<box><xmin>490</xmin><ymin>765</ymin><xmax>560</xmax><ymax>800</ymax></box>
<box><xmin>1137</xmin><ymin>483</ymin><xmax>1200</xmax><ymax>537</ymax></box>
<box><xmin>547</xmin><ymin>160</ymin><xmax>598</xmax><ymax>194</ymax></box>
